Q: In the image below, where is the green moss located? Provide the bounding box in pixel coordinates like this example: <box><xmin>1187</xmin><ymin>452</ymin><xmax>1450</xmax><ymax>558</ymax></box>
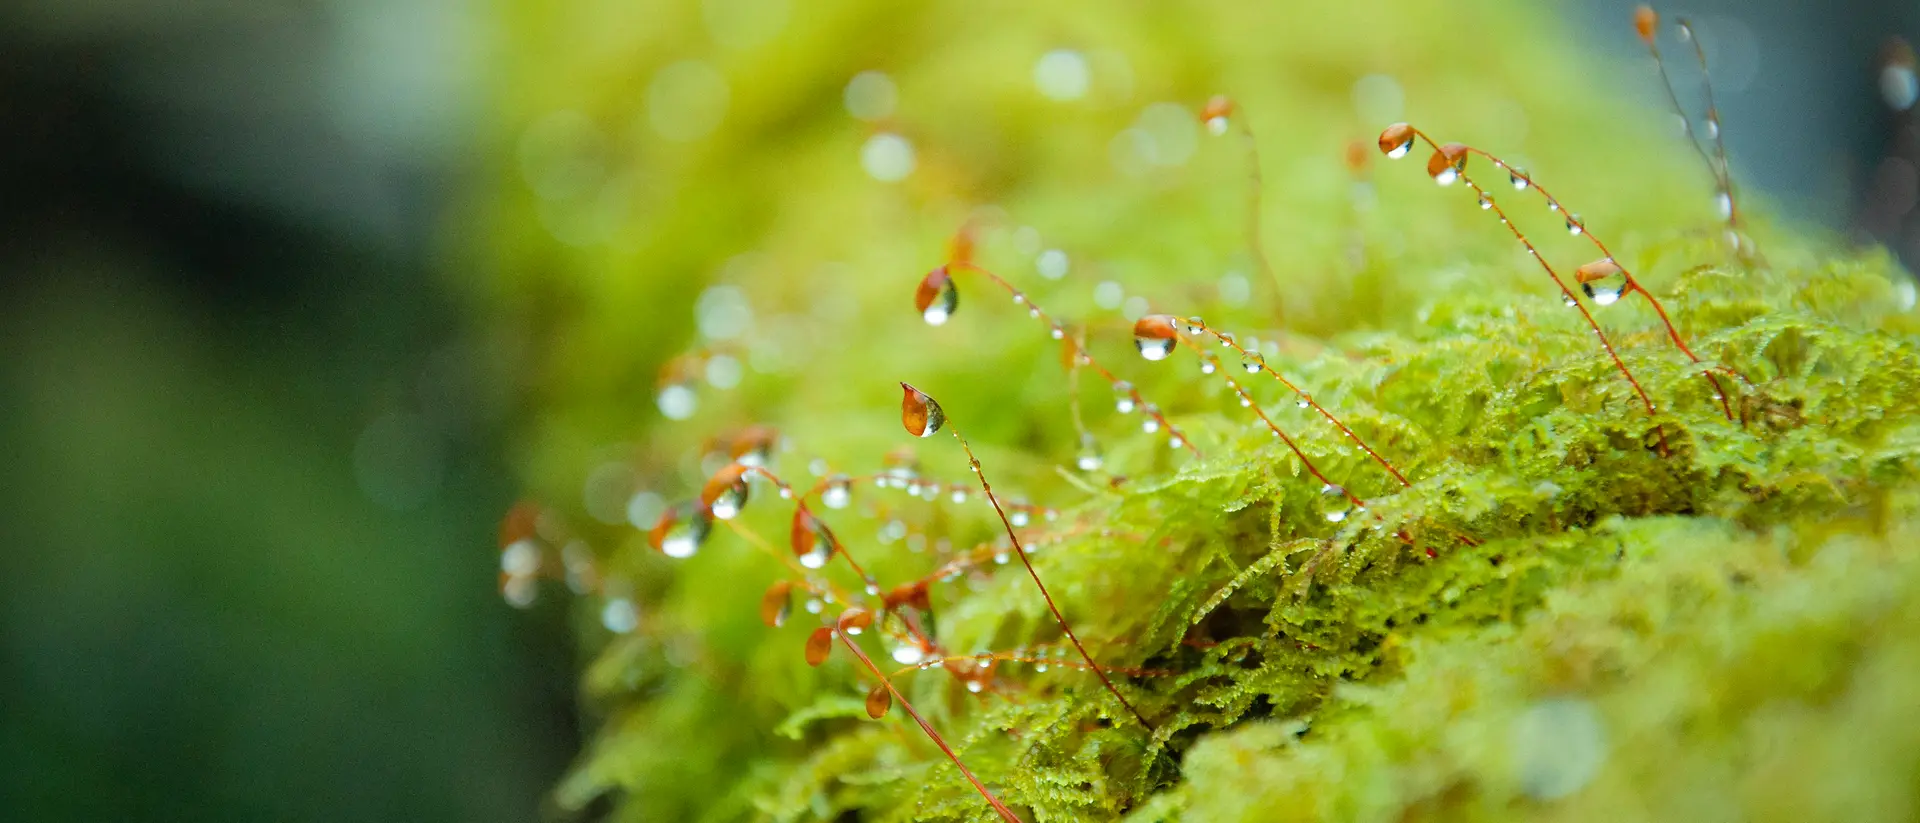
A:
<box><xmin>479</xmin><ymin>1</ymin><xmax>1920</xmax><ymax>820</ymax></box>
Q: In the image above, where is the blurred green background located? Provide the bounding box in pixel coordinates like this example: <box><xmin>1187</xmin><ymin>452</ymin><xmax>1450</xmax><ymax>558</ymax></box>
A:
<box><xmin>1</xmin><ymin>1</ymin><xmax>1916</xmax><ymax>821</ymax></box>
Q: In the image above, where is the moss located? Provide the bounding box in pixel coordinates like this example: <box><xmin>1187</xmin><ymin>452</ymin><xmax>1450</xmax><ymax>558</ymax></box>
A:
<box><xmin>479</xmin><ymin>1</ymin><xmax>1920</xmax><ymax>820</ymax></box>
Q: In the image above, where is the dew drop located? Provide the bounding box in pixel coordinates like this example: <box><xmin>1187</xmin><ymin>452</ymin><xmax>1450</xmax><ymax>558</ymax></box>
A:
<box><xmin>1133</xmin><ymin>314</ymin><xmax>1178</xmax><ymax>361</ymax></box>
<box><xmin>1199</xmin><ymin>359</ymin><xmax>1217</xmax><ymax>375</ymax></box>
<box><xmin>965</xmin><ymin>680</ymin><xmax>985</xmax><ymax>694</ymax></box>
<box><xmin>822</xmin><ymin>474</ymin><xmax>852</xmax><ymax>509</ymax></box>
<box><xmin>915</xmin><ymin>266</ymin><xmax>957</xmax><ymax>326</ymax></box>
<box><xmin>899</xmin><ymin>382</ymin><xmax>946</xmax><ymax>438</ymax></box>
<box><xmin>1377</xmin><ymin>123</ymin><xmax>1414</xmax><ymax>159</ymax></box>
<box><xmin>1009</xmin><ymin>508</ymin><xmax>1031</xmax><ymax>528</ymax></box>
<box><xmin>1114</xmin><ymin>382</ymin><xmax>1138</xmax><ymax>414</ymax></box>
<box><xmin>1510</xmin><ymin>169</ymin><xmax>1530</xmax><ymax>190</ymax></box>
<box><xmin>1319</xmin><ymin>484</ymin><xmax>1354</xmax><ymax>523</ymax></box>
<box><xmin>1050</xmin><ymin>325</ymin><xmax>1065</xmax><ymax>340</ymax></box>
<box><xmin>891</xmin><ymin>642</ymin><xmax>925</xmax><ymax>665</ymax></box>
<box><xmin>993</xmin><ymin>551</ymin><xmax>1010</xmax><ymax>565</ymax></box>
<box><xmin>1477</xmin><ymin>194</ymin><xmax>1493</xmax><ymax>210</ymax></box>
<box><xmin>950</xmin><ymin>487</ymin><xmax>969</xmax><ymax>504</ymax></box>
<box><xmin>1184</xmin><ymin>316</ymin><xmax>1206</xmax><ymax>335</ymax></box>
<box><xmin>1076</xmin><ymin>435</ymin><xmax>1104</xmax><ymax>472</ymax></box>
<box><xmin>1169</xmin><ymin>435</ymin><xmax>1185</xmax><ymax>450</ymax></box>
<box><xmin>1713</xmin><ymin>190</ymin><xmax>1733</xmax><ymax>220</ymax></box>
<box><xmin>656</xmin><ymin>383</ymin><xmax>698</xmax><ymax>420</ymax></box>
<box><xmin>860</xmin><ymin>132</ymin><xmax>916</xmax><ymax>182</ymax></box>
<box><xmin>1296</xmin><ymin>398</ymin><xmax>1309</xmax><ymax>409</ymax></box>
<box><xmin>1575</xmin><ymin>257</ymin><xmax>1628</xmax><ymax>307</ymax></box>
<box><xmin>805</xmin><ymin>597</ymin><xmax>824</xmax><ymax>614</ymax></box>
<box><xmin>651</xmin><ymin>505</ymin><xmax>714</xmax><ymax>559</ymax></box>
<box><xmin>1566</xmin><ymin>214</ymin><xmax>1584</xmax><ymax>236</ymax></box>
<box><xmin>601</xmin><ymin>598</ymin><xmax>639</xmax><ymax>633</ymax></box>
<box><xmin>760</xmin><ymin>580</ymin><xmax>793</xmax><ymax>627</ymax></box>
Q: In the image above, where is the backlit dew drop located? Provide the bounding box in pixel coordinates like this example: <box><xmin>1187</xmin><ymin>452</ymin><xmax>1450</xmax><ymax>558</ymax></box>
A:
<box><xmin>1200</xmin><ymin>94</ymin><xmax>1234</xmax><ymax>136</ymax></box>
<box><xmin>950</xmin><ymin>487</ymin><xmax>968</xmax><ymax>504</ymax></box>
<box><xmin>822</xmin><ymin>474</ymin><xmax>852</xmax><ymax>509</ymax></box>
<box><xmin>791</xmin><ymin>507</ymin><xmax>834</xmax><ymax>569</ymax></box>
<box><xmin>702</xmin><ymin>464</ymin><xmax>750</xmax><ymax>520</ymax></box>
<box><xmin>915</xmin><ymin>266</ymin><xmax>957</xmax><ymax>326</ymax></box>
<box><xmin>1009</xmin><ymin>508</ymin><xmax>1031</xmax><ymax>527</ymax></box>
<box><xmin>1510</xmin><ymin>168</ymin><xmax>1531</xmax><ymax>190</ymax></box>
<box><xmin>1566</xmin><ymin>214</ymin><xmax>1584</xmax><ymax>235</ymax></box>
<box><xmin>1427</xmin><ymin>143</ymin><xmax>1467</xmax><ymax>186</ymax></box>
<box><xmin>656</xmin><ymin>383</ymin><xmax>698</xmax><ymax>420</ymax></box>
<box><xmin>898</xmin><ymin>382</ymin><xmax>946</xmax><ymax>438</ymax></box>
<box><xmin>1563</xmin><ymin>293</ymin><xmax>1579</xmax><ymax>308</ymax></box>
<box><xmin>1236</xmin><ymin>351</ymin><xmax>1265</xmax><ymax>374</ymax></box>
<box><xmin>1114</xmin><ymin>382</ymin><xmax>1137</xmax><ymax>414</ymax></box>
<box><xmin>601</xmin><ymin>598</ymin><xmax>639</xmax><ymax>633</ymax></box>
<box><xmin>837</xmin><ymin>607</ymin><xmax>873</xmax><ymax>636</ymax></box>
<box><xmin>650</xmin><ymin>505</ymin><xmax>713</xmax><ymax>559</ymax></box>
<box><xmin>1199</xmin><ymin>359</ymin><xmax>1217</xmax><ymax>375</ymax></box>
<box><xmin>1319</xmin><ymin>484</ymin><xmax>1354</xmax><ymax>523</ymax></box>
<box><xmin>1076</xmin><ymin>433</ymin><xmax>1104</xmax><ymax>472</ymax></box>
<box><xmin>865</xmin><ymin>683</ymin><xmax>893</xmax><ymax>719</ymax></box>
<box><xmin>1296</xmin><ymin>398</ymin><xmax>1309</xmax><ymax>409</ymax></box>
<box><xmin>965</xmin><ymin>680</ymin><xmax>984</xmax><ymax>694</ymax></box>
<box><xmin>1184</xmin><ymin>316</ymin><xmax>1206</xmax><ymax>335</ymax></box>
<box><xmin>1477</xmin><ymin>194</ymin><xmax>1493</xmax><ymax>210</ymax></box>
<box><xmin>730</xmin><ymin>425</ymin><xmax>777</xmax><ymax>468</ymax></box>
<box><xmin>760</xmin><ymin>580</ymin><xmax>793</xmax><ymax>627</ymax></box>
<box><xmin>891</xmin><ymin>640</ymin><xmax>926</xmax><ymax>665</ymax></box>
<box><xmin>1049</xmin><ymin>325</ymin><xmax>1065</xmax><ymax>340</ymax></box>
<box><xmin>1575</xmin><ymin>258</ymin><xmax>1629</xmax><ymax>306</ymax></box>
<box><xmin>1377</xmin><ymin>123</ymin><xmax>1414</xmax><ymax>159</ymax></box>
<box><xmin>1704</xmin><ymin>114</ymin><xmax>1720</xmax><ymax>140</ymax></box>
<box><xmin>1132</xmin><ymin>314</ymin><xmax>1178</xmax><ymax>361</ymax></box>
<box><xmin>805</xmin><ymin>597</ymin><xmax>824</xmax><ymax>614</ymax></box>
<box><xmin>804</xmin><ymin>627</ymin><xmax>833</xmax><ymax>666</ymax></box>
<box><xmin>1169</xmin><ymin>435</ymin><xmax>1185</xmax><ymax>450</ymax></box>
<box><xmin>993</xmin><ymin>551</ymin><xmax>1010</xmax><ymax>565</ymax></box>
<box><xmin>1714</xmin><ymin>190</ymin><xmax>1733</xmax><ymax>220</ymax></box>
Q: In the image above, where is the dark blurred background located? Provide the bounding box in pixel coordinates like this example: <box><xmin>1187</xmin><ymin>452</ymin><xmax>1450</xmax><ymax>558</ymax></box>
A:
<box><xmin>0</xmin><ymin>1</ymin><xmax>1912</xmax><ymax>822</ymax></box>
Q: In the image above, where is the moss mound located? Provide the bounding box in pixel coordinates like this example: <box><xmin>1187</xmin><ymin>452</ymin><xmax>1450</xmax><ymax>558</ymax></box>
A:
<box><xmin>476</xmin><ymin>0</ymin><xmax>1920</xmax><ymax>820</ymax></box>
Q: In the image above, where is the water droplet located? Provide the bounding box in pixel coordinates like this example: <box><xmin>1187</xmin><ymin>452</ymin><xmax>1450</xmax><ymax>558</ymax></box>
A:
<box><xmin>1477</xmin><ymin>193</ymin><xmax>1493</xmax><ymax>210</ymax></box>
<box><xmin>1296</xmin><ymin>397</ymin><xmax>1310</xmax><ymax>409</ymax></box>
<box><xmin>1114</xmin><ymin>382</ymin><xmax>1138</xmax><ymax>414</ymax></box>
<box><xmin>860</xmin><ymin>132</ymin><xmax>916</xmax><ymax>182</ymax></box>
<box><xmin>1428</xmin><ymin>143</ymin><xmax>1466</xmax><ymax>186</ymax></box>
<box><xmin>760</xmin><ymin>580</ymin><xmax>793</xmax><ymax>627</ymax></box>
<box><xmin>1050</xmin><ymin>325</ymin><xmax>1065</xmax><ymax>340</ymax></box>
<box><xmin>1169</xmin><ymin>435</ymin><xmax>1185</xmax><ymax>449</ymax></box>
<box><xmin>899</xmin><ymin>382</ymin><xmax>946</xmax><ymax>438</ymax></box>
<box><xmin>1575</xmin><ymin>258</ymin><xmax>1627</xmax><ymax>307</ymax></box>
<box><xmin>1184</xmin><ymin>316</ymin><xmax>1206</xmax><ymax>335</ymax></box>
<box><xmin>1076</xmin><ymin>435</ymin><xmax>1104</xmax><ymax>472</ymax></box>
<box><xmin>704</xmin><ymin>465</ymin><xmax>750</xmax><ymax>520</ymax></box>
<box><xmin>501</xmin><ymin>539</ymin><xmax>541</xmax><ymax>577</ymax></box>
<box><xmin>1565</xmin><ymin>214</ymin><xmax>1584</xmax><ymax>235</ymax></box>
<box><xmin>1036</xmin><ymin>248</ymin><xmax>1070</xmax><ymax>280</ymax></box>
<box><xmin>1510</xmin><ymin>169</ymin><xmax>1530</xmax><ymax>190</ymax></box>
<box><xmin>891</xmin><ymin>641</ymin><xmax>925</xmax><ymax>665</ymax></box>
<box><xmin>1713</xmin><ymin>190</ymin><xmax>1733</xmax><ymax>220</ymax></box>
<box><xmin>792</xmin><ymin>508</ymin><xmax>833</xmax><ymax>569</ymax></box>
<box><xmin>1199</xmin><ymin>359</ymin><xmax>1217</xmax><ymax>375</ymax></box>
<box><xmin>651</xmin><ymin>505</ymin><xmax>713</xmax><ymax>559</ymax></box>
<box><xmin>804</xmin><ymin>597</ymin><xmax>824</xmax><ymax>614</ymax></box>
<box><xmin>1704</xmin><ymin>115</ymin><xmax>1720</xmax><ymax>140</ymax></box>
<box><xmin>965</xmin><ymin>680</ymin><xmax>984</xmax><ymax>693</ymax></box>
<box><xmin>657</xmin><ymin>383</ymin><xmax>698</xmax><ymax>420</ymax></box>
<box><xmin>601</xmin><ymin>598</ymin><xmax>639</xmax><ymax>633</ymax></box>
<box><xmin>915</xmin><ymin>266</ymin><xmax>957</xmax><ymax>326</ymax></box>
<box><xmin>1563</xmin><ymin>293</ymin><xmax>1579</xmax><ymax>307</ymax></box>
<box><xmin>950</xmin><ymin>487</ymin><xmax>969</xmax><ymax>504</ymax></box>
<box><xmin>1132</xmin><ymin>314</ymin><xmax>1181</xmax><ymax>361</ymax></box>
<box><xmin>993</xmin><ymin>551</ymin><xmax>1010</xmax><ymax>565</ymax></box>
<box><xmin>1009</xmin><ymin>508</ymin><xmax>1031</xmax><ymax>528</ymax></box>
<box><xmin>1377</xmin><ymin>123</ymin><xmax>1414</xmax><ymax>159</ymax></box>
<box><xmin>823</xmin><ymin>474</ymin><xmax>852</xmax><ymax>509</ymax></box>
<box><xmin>1319</xmin><ymin>483</ymin><xmax>1354</xmax><ymax>523</ymax></box>
<box><xmin>1034</xmin><ymin>663</ymin><xmax>1049</xmax><ymax>672</ymax></box>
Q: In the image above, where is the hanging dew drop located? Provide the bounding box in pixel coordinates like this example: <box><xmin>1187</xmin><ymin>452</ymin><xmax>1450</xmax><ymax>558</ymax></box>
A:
<box><xmin>1510</xmin><ymin>169</ymin><xmax>1530</xmax><ymax>190</ymax></box>
<box><xmin>1199</xmin><ymin>359</ymin><xmax>1216</xmax><ymax>375</ymax></box>
<box><xmin>1009</xmin><ymin>509</ymin><xmax>1030</xmax><ymax>528</ymax></box>
<box><xmin>822</xmin><ymin>475</ymin><xmax>852</xmax><ymax>509</ymax></box>
<box><xmin>1050</xmin><ymin>325</ymin><xmax>1065</xmax><ymax>340</ymax></box>
<box><xmin>1169</xmin><ymin>435</ymin><xmax>1185</xmax><ymax>449</ymax></box>
<box><xmin>1241</xmin><ymin>352</ymin><xmax>1265</xmax><ymax>373</ymax></box>
<box><xmin>1566</xmin><ymin>214</ymin><xmax>1584</xmax><ymax>235</ymax></box>
<box><xmin>1114</xmin><ymin>381</ymin><xmax>1137</xmax><ymax>414</ymax></box>
<box><xmin>914</xmin><ymin>266</ymin><xmax>957</xmax><ymax>326</ymax></box>
<box><xmin>1134</xmin><ymin>334</ymin><xmax>1175</xmax><ymax>361</ymax></box>
<box><xmin>1714</xmin><ymin>190</ymin><xmax>1733</xmax><ymax>220</ymax></box>
<box><xmin>1185</xmin><ymin>316</ymin><xmax>1206</xmax><ymax>335</ymax></box>
<box><xmin>1319</xmin><ymin>484</ymin><xmax>1354</xmax><ymax>523</ymax></box>
<box><xmin>1575</xmin><ymin>258</ymin><xmax>1628</xmax><ymax>307</ymax></box>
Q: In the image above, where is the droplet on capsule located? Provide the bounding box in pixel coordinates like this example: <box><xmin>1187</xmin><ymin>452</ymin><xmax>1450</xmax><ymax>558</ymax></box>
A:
<box><xmin>702</xmin><ymin>463</ymin><xmax>751</xmax><ymax>520</ymax></box>
<box><xmin>1575</xmin><ymin>257</ymin><xmax>1629</xmax><ymax>306</ymax></box>
<box><xmin>790</xmin><ymin>507</ymin><xmax>834</xmax><ymax>569</ymax></box>
<box><xmin>915</xmin><ymin>266</ymin><xmax>958</xmax><ymax>326</ymax></box>
<box><xmin>865</xmin><ymin>683</ymin><xmax>893</xmax><ymax>718</ymax></box>
<box><xmin>1200</xmin><ymin>94</ymin><xmax>1235</xmax><ymax>136</ymax></box>
<box><xmin>761</xmin><ymin>580</ymin><xmax>794</xmax><ymax>627</ymax></box>
<box><xmin>837</xmin><ymin>607</ymin><xmax>873</xmax><ymax>636</ymax></box>
<box><xmin>899</xmin><ymin>382</ymin><xmax>946</xmax><ymax>438</ymax></box>
<box><xmin>1133</xmin><ymin>314</ymin><xmax>1178</xmax><ymax>361</ymax></box>
<box><xmin>650</xmin><ymin>504</ymin><xmax>713</xmax><ymax>559</ymax></box>
<box><xmin>1377</xmin><ymin>123</ymin><xmax>1414</xmax><ymax>159</ymax></box>
<box><xmin>1427</xmin><ymin>143</ymin><xmax>1467</xmax><ymax>186</ymax></box>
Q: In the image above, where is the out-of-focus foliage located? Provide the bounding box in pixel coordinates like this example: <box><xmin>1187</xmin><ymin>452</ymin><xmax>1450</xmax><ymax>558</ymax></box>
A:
<box><xmin>476</xmin><ymin>0</ymin><xmax>1920</xmax><ymax>820</ymax></box>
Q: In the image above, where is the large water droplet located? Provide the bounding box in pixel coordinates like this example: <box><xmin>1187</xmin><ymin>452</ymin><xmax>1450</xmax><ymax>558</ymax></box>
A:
<box><xmin>652</xmin><ymin>505</ymin><xmax>713</xmax><ymax>559</ymax></box>
<box><xmin>1319</xmin><ymin>484</ymin><xmax>1354</xmax><ymax>523</ymax></box>
<box><xmin>1575</xmin><ymin>258</ymin><xmax>1628</xmax><ymax>307</ymax></box>
<box><xmin>1135</xmin><ymin>335</ymin><xmax>1175</xmax><ymax>361</ymax></box>
<box><xmin>1377</xmin><ymin>123</ymin><xmax>1414</xmax><ymax>159</ymax></box>
<box><xmin>899</xmin><ymin>382</ymin><xmax>946</xmax><ymax>438</ymax></box>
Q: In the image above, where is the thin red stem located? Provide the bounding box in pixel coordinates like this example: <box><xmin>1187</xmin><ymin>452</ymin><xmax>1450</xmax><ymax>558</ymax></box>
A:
<box><xmin>950</xmin><ymin>426</ymin><xmax>1156</xmax><ymax>732</ymax></box>
<box><xmin>1477</xmin><ymin>147</ymin><xmax>1739</xmax><ymax>421</ymax></box>
<box><xmin>1184</xmin><ymin>319</ymin><xmax>1411</xmax><ymax>487</ymax></box>
<box><xmin>834</xmin><ymin>629</ymin><xmax>1020</xmax><ymax>823</ymax></box>
<box><xmin>949</xmin><ymin>261</ymin><xmax>1201</xmax><ymax>458</ymax></box>
<box><xmin>1404</xmin><ymin>128</ymin><xmax>1668</xmax><ymax>455</ymax></box>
